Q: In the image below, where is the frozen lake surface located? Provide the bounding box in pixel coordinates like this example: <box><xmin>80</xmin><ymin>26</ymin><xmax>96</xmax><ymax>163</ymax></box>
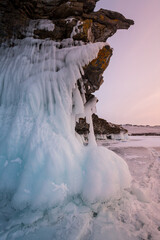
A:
<box><xmin>123</xmin><ymin>125</ymin><xmax>160</xmax><ymax>136</ymax></box>
<box><xmin>98</xmin><ymin>136</ymin><xmax>160</xmax><ymax>239</ymax></box>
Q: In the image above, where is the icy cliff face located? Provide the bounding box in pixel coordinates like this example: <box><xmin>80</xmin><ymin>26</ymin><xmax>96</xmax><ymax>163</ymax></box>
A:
<box><xmin>0</xmin><ymin>0</ymin><xmax>134</xmax><ymax>238</ymax></box>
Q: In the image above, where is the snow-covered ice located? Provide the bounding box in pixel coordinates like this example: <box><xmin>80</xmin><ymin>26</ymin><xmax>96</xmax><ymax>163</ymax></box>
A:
<box><xmin>0</xmin><ymin>36</ymin><xmax>132</xmax><ymax>239</ymax></box>
<box><xmin>1</xmin><ymin>134</ymin><xmax>160</xmax><ymax>239</ymax></box>
<box><xmin>0</xmin><ymin>37</ymin><xmax>131</xmax><ymax>209</ymax></box>
<box><xmin>97</xmin><ymin>136</ymin><xmax>160</xmax><ymax>240</ymax></box>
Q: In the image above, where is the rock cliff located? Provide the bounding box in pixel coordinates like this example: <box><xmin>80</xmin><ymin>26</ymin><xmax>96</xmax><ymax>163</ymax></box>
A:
<box><xmin>0</xmin><ymin>0</ymin><xmax>134</xmax><ymax>136</ymax></box>
<box><xmin>0</xmin><ymin>0</ymin><xmax>133</xmax><ymax>43</ymax></box>
<box><xmin>76</xmin><ymin>114</ymin><xmax>127</xmax><ymax>136</ymax></box>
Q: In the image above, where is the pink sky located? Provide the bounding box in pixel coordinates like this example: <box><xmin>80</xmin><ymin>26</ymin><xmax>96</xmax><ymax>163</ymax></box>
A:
<box><xmin>95</xmin><ymin>0</ymin><xmax>160</xmax><ymax>126</ymax></box>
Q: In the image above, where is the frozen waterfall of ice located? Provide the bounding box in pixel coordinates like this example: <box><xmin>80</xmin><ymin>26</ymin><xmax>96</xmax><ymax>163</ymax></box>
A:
<box><xmin>0</xmin><ymin>37</ymin><xmax>131</xmax><ymax>211</ymax></box>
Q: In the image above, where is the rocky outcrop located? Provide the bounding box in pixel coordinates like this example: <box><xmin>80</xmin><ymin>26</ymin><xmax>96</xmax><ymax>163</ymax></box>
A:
<box><xmin>75</xmin><ymin>114</ymin><xmax>127</xmax><ymax>136</ymax></box>
<box><xmin>93</xmin><ymin>114</ymin><xmax>127</xmax><ymax>135</ymax></box>
<box><xmin>0</xmin><ymin>0</ymin><xmax>134</xmax><ymax>136</ymax></box>
<box><xmin>0</xmin><ymin>4</ymin><xmax>133</xmax><ymax>45</ymax></box>
<box><xmin>83</xmin><ymin>45</ymin><xmax>112</xmax><ymax>95</ymax></box>
<box><xmin>123</xmin><ymin>124</ymin><xmax>160</xmax><ymax>136</ymax></box>
<box><xmin>0</xmin><ymin>0</ymin><xmax>134</xmax><ymax>43</ymax></box>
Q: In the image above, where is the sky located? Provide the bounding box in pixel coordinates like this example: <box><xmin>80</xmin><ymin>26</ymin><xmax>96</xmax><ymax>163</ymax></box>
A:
<box><xmin>95</xmin><ymin>0</ymin><xmax>160</xmax><ymax>126</ymax></box>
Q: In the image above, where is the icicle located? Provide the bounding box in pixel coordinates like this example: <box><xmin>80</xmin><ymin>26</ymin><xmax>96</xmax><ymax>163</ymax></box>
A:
<box><xmin>84</xmin><ymin>96</ymin><xmax>97</xmax><ymax>146</ymax></box>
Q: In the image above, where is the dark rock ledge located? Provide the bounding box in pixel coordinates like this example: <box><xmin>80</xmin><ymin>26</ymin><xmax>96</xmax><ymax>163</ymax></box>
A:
<box><xmin>76</xmin><ymin>114</ymin><xmax>127</xmax><ymax>137</ymax></box>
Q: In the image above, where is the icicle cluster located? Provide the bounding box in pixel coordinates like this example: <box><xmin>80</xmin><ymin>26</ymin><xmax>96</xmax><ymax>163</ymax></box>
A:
<box><xmin>0</xmin><ymin>34</ymin><xmax>131</xmax><ymax>210</ymax></box>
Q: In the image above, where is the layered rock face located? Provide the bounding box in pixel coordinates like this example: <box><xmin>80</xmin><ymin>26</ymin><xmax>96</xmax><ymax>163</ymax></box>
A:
<box><xmin>0</xmin><ymin>0</ymin><xmax>133</xmax><ymax>42</ymax></box>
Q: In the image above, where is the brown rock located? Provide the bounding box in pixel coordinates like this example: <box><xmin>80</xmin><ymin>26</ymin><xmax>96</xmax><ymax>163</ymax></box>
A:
<box><xmin>51</xmin><ymin>2</ymin><xmax>84</xmax><ymax>19</ymax></box>
<box><xmin>83</xmin><ymin>9</ymin><xmax>134</xmax><ymax>29</ymax></box>
<box><xmin>83</xmin><ymin>45</ymin><xmax>113</xmax><ymax>94</ymax></box>
<box><xmin>92</xmin><ymin>114</ymin><xmax>127</xmax><ymax>135</ymax></box>
<box><xmin>75</xmin><ymin>118</ymin><xmax>90</xmax><ymax>135</ymax></box>
<box><xmin>0</xmin><ymin>0</ymin><xmax>134</xmax><ymax>44</ymax></box>
<box><xmin>75</xmin><ymin>114</ymin><xmax>128</xmax><ymax>136</ymax></box>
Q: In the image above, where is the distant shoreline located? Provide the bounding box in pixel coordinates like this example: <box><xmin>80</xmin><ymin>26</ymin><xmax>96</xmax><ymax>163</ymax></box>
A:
<box><xmin>129</xmin><ymin>133</ymin><xmax>160</xmax><ymax>136</ymax></box>
<box><xmin>123</xmin><ymin>124</ymin><xmax>160</xmax><ymax>136</ymax></box>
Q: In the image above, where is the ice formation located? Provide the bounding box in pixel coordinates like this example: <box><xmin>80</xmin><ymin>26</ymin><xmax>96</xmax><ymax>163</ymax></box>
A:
<box><xmin>0</xmin><ymin>36</ymin><xmax>131</xmax><ymax>211</ymax></box>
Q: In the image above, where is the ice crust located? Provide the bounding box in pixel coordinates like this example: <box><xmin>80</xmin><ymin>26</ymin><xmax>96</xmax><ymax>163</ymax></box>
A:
<box><xmin>0</xmin><ymin>37</ymin><xmax>131</xmax><ymax>211</ymax></box>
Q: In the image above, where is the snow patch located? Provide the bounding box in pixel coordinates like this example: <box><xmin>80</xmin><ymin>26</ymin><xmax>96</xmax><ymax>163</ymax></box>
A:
<box><xmin>131</xmin><ymin>183</ymin><xmax>151</xmax><ymax>203</ymax></box>
<box><xmin>70</xmin><ymin>21</ymin><xmax>82</xmax><ymax>38</ymax></box>
<box><xmin>25</xmin><ymin>19</ymin><xmax>55</xmax><ymax>37</ymax></box>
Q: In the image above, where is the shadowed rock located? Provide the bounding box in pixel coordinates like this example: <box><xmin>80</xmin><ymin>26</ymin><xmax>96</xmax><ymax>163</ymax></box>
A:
<box><xmin>75</xmin><ymin>114</ymin><xmax>128</xmax><ymax>136</ymax></box>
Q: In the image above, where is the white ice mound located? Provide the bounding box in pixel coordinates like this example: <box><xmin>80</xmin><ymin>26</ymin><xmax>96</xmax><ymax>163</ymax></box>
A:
<box><xmin>0</xmin><ymin>38</ymin><xmax>131</xmax><ymax>209</ymax></box>
<box><xmin>82</xmin><ymin>146</ymin><xmax>131</xmax><ymax>202</ymax></box>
